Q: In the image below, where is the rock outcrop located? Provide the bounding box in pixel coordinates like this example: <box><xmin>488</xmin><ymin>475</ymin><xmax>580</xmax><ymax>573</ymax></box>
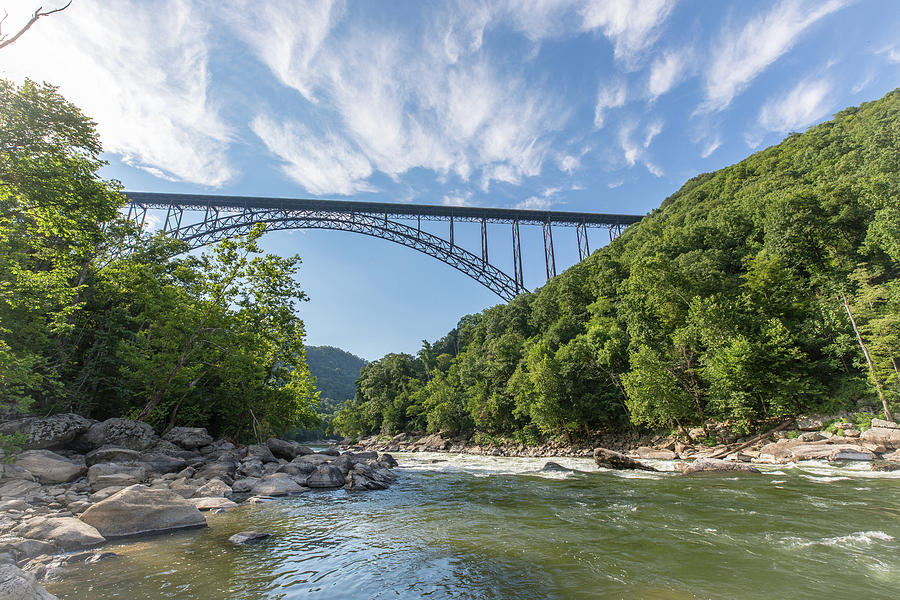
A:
<box><xmin>79</xmin><ymin>485</ymin><xmax>207</xmax><ymax>538</ymax></box>
<box><xmin>0</xmin><ymin>564</ymin><xmax>58</xmax><ymax>600</ymax></box>
<box><xmin>13</xmin><ymin>451</ymin><xmax>85</xmax><ymax>485</ymax></box>
<box><xmin>16</xmin><ymin>518</ymin><xmax>105</xmax><ymax>551</ymax></box>
<box><xmin>681</xmin><ymin>458</ymin><xmax>761</xmax><ymax>475</ymax></box>
<box><xmin>593</xmin><ymin>447</ymin><xmax>657</xmax><ymax>471</ymax></box>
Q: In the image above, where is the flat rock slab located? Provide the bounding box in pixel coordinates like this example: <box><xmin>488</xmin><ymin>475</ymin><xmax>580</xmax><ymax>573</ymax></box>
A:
<box><xmin>189</xmin><ymin>497</ymin><xmax>238</xmax><ymax>511</ymax></box>
<box><xmin>18</xmin><ymin>517</ymin><xmax>105</xmax><ymax>551</ymax></box>
<box><xmin>250</xmin><ymin>475</ymin><xmax>305</xmax><ymax>496</ymax></box>
<box><xmin>860</xmin><ymin>427</ymin><xmax>900</xmax><ymax>449</ymax></box>
<box><xmin>229</xmin><ymin>531</ymin><xmax>271</xmax><ymax>545</ymax></box>
<box><xmin>682</xmin><ymin>458</ymin><xmax>761</xmax><ymax>475</ymax></box>
<box><xmin>0</xmin><ymin>564</ymin><xmax>58</xmax><ymax>600</ymax></box>
<box><xmin>758</xmin><ymin>441</ymin><xmax>876</xmax><ymax>463</ymax></box>
<box><xmin>79</xmin><ymin>484</ymin><xmax>207</xmax><ymax>538</ymax></box>
<box><xmin>14</xmin><ymin>450</ymin><xmax>85</xmax><ymax>485</ymax></box>
<box><xmin>593</xmin><ymin>448</ymin><xmax>657</xmax><ymax>471</ymax></box>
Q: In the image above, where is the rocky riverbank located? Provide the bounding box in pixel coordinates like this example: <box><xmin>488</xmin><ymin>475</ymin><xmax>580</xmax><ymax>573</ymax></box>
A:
<box><xmin>340</xmin><ymin>416</ymin><xmax>900</xmax><ymax>471</ymax></box>
<box><xmin>0</xmin><ymin>414</ymin><xmax>399</xmax><ymax>599</ymax></box>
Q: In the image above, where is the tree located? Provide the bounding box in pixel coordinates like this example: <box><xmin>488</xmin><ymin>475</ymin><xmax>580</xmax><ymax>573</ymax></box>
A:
<box><xmin>0</xmin><ymin>2</ymin><xmax>71</xmax><ymax>50</ymax></box>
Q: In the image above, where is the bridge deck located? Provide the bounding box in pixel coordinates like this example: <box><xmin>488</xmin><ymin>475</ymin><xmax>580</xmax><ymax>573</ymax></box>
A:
<box><xmin>125</xmin><ymin>192</ymin><xmax>643</xmax><ymax>228</ymax></box>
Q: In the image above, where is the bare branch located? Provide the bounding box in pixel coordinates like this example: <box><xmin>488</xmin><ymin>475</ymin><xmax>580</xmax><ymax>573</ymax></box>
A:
<box><xmin>0</xmin><ymin>1</ymin><xmax>72</xmax><ymax>50</ymax></box>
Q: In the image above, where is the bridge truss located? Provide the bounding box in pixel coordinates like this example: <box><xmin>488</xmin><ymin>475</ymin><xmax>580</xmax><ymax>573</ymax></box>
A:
<box><xmin>125</xmin><ymin>192</ymin><xmax>642</xmax><ymax>302</ymax></box>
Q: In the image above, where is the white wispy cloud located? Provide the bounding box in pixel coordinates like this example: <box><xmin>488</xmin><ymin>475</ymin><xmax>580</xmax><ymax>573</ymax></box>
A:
<box><xmin>250</xmin><ymin>115</ymin><xmax>374</xmax><ymax>195</ymax></box>
<box><xmin>618</xmin><ymin>121</ymin><xmax>664</xmax><ymax>176</ymax></box>
<box><xmin>702</xmin><ymin>0</ymin><xmax>848</xmax><ymax>112</ymax></box>
<box><xmin>1</xmin><ymin>0</ymin><xmax>234</xmax><ymax>187</ymax></box>
<box><xmin>700</xmin><ymin>137</ymin><xmax>721</xmax><ymax>158</ymax></box>
<box><xmin>579</xmin><ymin>0</ymin><xmax>678</xmax><ymax>62</ymax></box>
<box><xmin>757</xmin><ymin>77</ymin><xmax>832</xmax><ymax>133</ymax></box>
<box><xmin>442</xmin><ymin>191</ymin><xmax>474</xmax><ymax>206</ymax></box>
<box><xmin>643</xmin><ymin>120</ymin><xmax>664</xmax><ymax>148</ymax></box>
<box><xmin>648</xmin><ymin>49</ymin><xmax>689</xmax><ymax>100</ymax></box>
<box><xmin>515</xmin><ymin>196</ymin><xmax>552</xmax><ymax>210</ymax></box>
<box><xmin>234</xmin><ymin>6</ymin><xmax>563</xmax><ymax>196</ymax></box>
<box><xmin>594</xmin><ymin>80</ymin><xmax>627</xmax><ymax>128</ymax></box>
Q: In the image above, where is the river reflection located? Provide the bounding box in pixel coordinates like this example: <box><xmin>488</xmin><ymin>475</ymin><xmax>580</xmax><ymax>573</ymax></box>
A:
<box><xmin>47</xmin><ymin>453</ymin><xmax>900</xmax><ymax>599</ymax></box>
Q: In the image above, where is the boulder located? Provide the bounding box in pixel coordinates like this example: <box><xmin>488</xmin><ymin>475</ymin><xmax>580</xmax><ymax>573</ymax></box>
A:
<box><xmin>330</xmin><ymin>455</ymin><xmax>353</xmax><ymax>476</ymax></box>
<box><xmin>87</xmin><ymin>463</ymin><xmax>147</xmax><ymax>490</ymax></box>
<box><xmin>18</xmin><ymin>517</ymin><xmax>105</xmax><ymax>551</ymax></box>
<box><xmin>0</xmin><ymin>564</ymin><xmax>58</xmax><ymax>600</ymax></box>
<box><xmin>79</xmin><ymin>484</ymin><xmax>207</xmax><ymax>538</ymax></box>
<box><xmin>188</xmin><ymin>497</ymin><xmax>238</xmax><ymax>511</ymax></box>
<box><xmin>0</xmin><ymin>480</ymin><xmax>41</xmax><ymax>500</ymax></box>
<box><xmin>291</xmin><ymin>453</ymin><xmax>332</xmax><ymax>466</ymax></box>
<box><xmin>0</xmin><ymin>414</ymin><xmax>94</xmax><ymax>451</ymax></box>
<box><xmin>75</xmin><ymin>419</ymin><xmax>158</xmax><ymax>452</ymax></box>
<box><xmin>540</xmin><ymin>461</ymin><xmax>569</xmax><ymax>471</ymax></box>
<box><xmin>246</xmin><ymin>444</ymin><xmax>277</xmax><ymax>463</ymax></box>
<box><xmin>13</xmin><ymin>450</ymin><xmax>86</xmax><ymax>484</ymax></box>
<box><xmin>85</xmin><ymin>447</ymin><xmax>141</xmax><ymax>467</ymax></box>
<box><xmin>196</xmin><ymin>459</ymin><xmax>237</xmax><ymax>482</ymax></box>
<box><xmin>138</xmin><ymin>452</ymin><xmax>187</xmax><ymax>474</ymax></box>
<box><xmin>306</xmin><ymin>465</ymin><xmax>346</xmax><ymax>488</ymax></box>
<box><xmin>276</xmin><ymin>461</ymin><xmax>317</xmax><ymax>477</ymax></box>
<box><xmin>593</xmin><ymin>447</ymin><xmax>657</xmax><ymax>471</ymax></box>
<box><xmin>228</xmin><ymin>531</ymin><xmax>271</xmax><ymax>545</ymax></box>
<box><xmin>237</xmin><ymin>459</ymin><xmax>265</xmax><ymax>478</ymax></box>
<box><xmin>231</xmin><ymin>477</ymin><xmax>259</xmax><ymax>494</ymax></box>
<box><xmin>345</xmin><ymin>470</ymin><xmax>388</xmax><ymax>491</ymax></box>
<box><xmin>379</xmin><ymin>453</ymin><xmax>398</xmax><ymax>468</ymax></box>
<box><xmin>871</xmin><ymin>419</ymin><xmax>898</xmax><ymax>430</ymax></box>
<box><xmin>250</xmin><ymin>474</ymin><xmax>304</xmax><ymax>496</ymax></box>
<box><xmin>633</xmin><ymin>447</ymin><xmax>677</xmax><ymax>460</ymax></box>
<box><xmin>681</xmin><ymin>458</ymin><xmax>761</xmax><ymax>475</ymax></box>
<box><xmin>162</xmin><ymin>427</ymin><xmax>213</xmax><ymax>450</ymax></box>
<box><xmin>348</xmin><ymin>451</ymin><xmax>379</xmax><ymax>461</ymax></box>
<box><xmin>192</xmin><ymin>479</ymin><xmax>232</xmax><ymax>499</ymax></box>
<box><xmin>860</xmin><ymin>427</ymin><xmax>900</xmax><ymax>449</ymax></box>
<box><xmin>871</xmin><ymin>460</ymin><xmax>900</xmax><ymax>472</ymax></box>
<box><xmin>758</xmin><ymin>440</ymin><xmax>876</xmax><ymax>462</ymax></box>
<box><xmin>0</xmin><ymin>465</ymin><xmax>34</xmax><ymax>481</ymax></box>
<box><xmin>266</xmin><ymin>438</ymin><xmax>301</xmax><ymax>460</ymax></box>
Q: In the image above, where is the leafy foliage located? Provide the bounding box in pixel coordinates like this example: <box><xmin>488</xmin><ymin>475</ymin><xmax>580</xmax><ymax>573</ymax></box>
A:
<box><xmin>0</xmin><ymin>79</ymin><xmax>318</xmax><ymax>441</ymax></box>
<box><xmin>333</xmin><ymin>89</ymin><xmax>900</xmax><ymax>441</ymax></box>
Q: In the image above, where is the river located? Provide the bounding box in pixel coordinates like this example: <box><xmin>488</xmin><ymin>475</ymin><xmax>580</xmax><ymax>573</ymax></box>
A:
<box><xmin>45</xmin><ymin>452</ymin><xmax>899</xmax><ymax>599</ymax></box>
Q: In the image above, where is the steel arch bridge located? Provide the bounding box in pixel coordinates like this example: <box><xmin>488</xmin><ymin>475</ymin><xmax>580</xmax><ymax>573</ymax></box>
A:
<box><xmin>124</xmin><ymin>192</ymin><xmax>643</xmax><ymax>302</ymax></box>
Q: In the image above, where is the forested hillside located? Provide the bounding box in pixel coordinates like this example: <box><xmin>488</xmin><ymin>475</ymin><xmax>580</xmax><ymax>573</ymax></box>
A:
<box><xmin>0</xmin><ymin>80</ymin><xmax>319</xmax><ymax>441</ymax></box>
<box><xmin>305</xmin><ymin>346</ymin><xmax>367</xmax><ymax>406</ymax></box>
<box><xmin>333</xmin><ymin>89</ymin><xmax>900</xmax><ymax>443</ymax></box>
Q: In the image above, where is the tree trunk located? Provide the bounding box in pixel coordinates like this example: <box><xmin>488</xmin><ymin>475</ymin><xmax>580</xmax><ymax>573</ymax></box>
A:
<box><xmin>842</xmin><ymin>292</ymin><xmax>892</xmax><ymax>422</ymax></box>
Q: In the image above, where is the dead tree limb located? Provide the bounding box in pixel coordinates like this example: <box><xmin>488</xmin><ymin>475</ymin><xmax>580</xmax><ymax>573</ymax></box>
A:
<box><xmin>0</xmin><ymin>1</ymin><xmax>72</xmax><ymax>50</ymax></box>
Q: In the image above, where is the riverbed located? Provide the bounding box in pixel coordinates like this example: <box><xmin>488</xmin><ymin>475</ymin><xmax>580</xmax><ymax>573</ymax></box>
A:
<box><xmin>46</xmin><ymin>452</ymin><xmax>899</xmax><ymax>599</ymax></box>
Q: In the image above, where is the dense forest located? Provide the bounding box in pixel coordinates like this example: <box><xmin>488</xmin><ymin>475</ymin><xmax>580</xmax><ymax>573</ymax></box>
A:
<box><xmin>332</xmin><ymin>89</ymin><xmax>900</xmax><ymax>444</ymax></box>
<box><xmin>288</xmin><ymin>346</ymin><xmax>366</xmax><ymax>440</ymax></box>
<box><xmin>0</xmin><ymin>79</ymin><xmax>320</xmax><ymax>442</ymax></box>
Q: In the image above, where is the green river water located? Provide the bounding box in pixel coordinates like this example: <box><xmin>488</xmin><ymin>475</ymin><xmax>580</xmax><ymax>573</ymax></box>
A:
<box><xmin>46</xmin><ymin>453</ymin><xmax>899</xmax><ymax>599</ymax></box>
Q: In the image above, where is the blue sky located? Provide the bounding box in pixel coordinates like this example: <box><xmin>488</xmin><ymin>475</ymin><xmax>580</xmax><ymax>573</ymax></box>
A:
<box><xmin>3</xmin><ymin>0</ymin><xmax>899</xmax><ymax>361</ymax></box>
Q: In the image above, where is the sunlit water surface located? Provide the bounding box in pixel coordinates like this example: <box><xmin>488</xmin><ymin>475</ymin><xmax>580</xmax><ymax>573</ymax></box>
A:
<box><xmin>46</xmin><ymin>453</ymin><xmax>899</xmax><ymax>599</ymax></box>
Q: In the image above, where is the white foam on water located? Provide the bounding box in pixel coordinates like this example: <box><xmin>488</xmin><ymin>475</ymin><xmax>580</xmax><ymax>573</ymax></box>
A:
<box><xmin>785</xmin><ymin>531</ymin><xmax>895</xmax><ymax>549</ymax></box>
<box><xmin>800</xmin><ymin>475</ymin><xmax>851</xmax><ymax>483</ymax></box>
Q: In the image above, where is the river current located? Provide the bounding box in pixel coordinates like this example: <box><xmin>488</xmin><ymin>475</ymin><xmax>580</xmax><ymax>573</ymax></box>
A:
<box><xmin>46</xmin><ymin>452</ymin><xmax>899</xmax><ymax>599</ymax></box>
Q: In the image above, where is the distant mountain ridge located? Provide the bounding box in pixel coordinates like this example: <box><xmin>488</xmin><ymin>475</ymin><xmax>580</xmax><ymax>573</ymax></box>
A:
<box><xmin>305</xmin><ymin>345</ymin><xmax>367</xmax><ymax>409</ymax></box>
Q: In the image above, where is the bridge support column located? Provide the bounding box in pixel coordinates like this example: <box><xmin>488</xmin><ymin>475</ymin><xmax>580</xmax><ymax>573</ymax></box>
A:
<box><xmin>480</xmin><ymin>218</ymin><xmax>488</xmax><ymax>264</ymax></box>
<box><xmin>576</xmin><ymin>221</ymin><xmax>590</xmax><ymax>261</ymax></box>
<box><xmin>512</xmin><ymin>220</ymin><xmax>524</xmax><ymax>293</ymax></box>
<box><xmin>542</xmin><ymin>219</ymin><xmax>556</xmax><ymax>280</ymax></box>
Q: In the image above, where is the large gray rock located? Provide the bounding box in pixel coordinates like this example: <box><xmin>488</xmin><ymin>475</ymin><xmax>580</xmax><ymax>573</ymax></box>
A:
<box><xmin>87</xmin><ymin>463</ymin><xmax>147</xmax><ymax>490</ymax></box>
<box><xmin>75</xmin><ymin>419</ymin><xmax>158</xmax><ymax>452</ymax></box>
<box><xmin>633</xmin><ymin>447</ymin><xmax>677</xmax><ymax>460</ymax></box>
<box><xmin>229</xmin><ymin>531</ymin><xmax>271</xmax><ymax>545</ymax></box>
<box><xmin>231</xmin><ymin>477</ymin><xmax>260</xmax><ymax>493</ymax></box>
<box><xmin>138</xmin><ymin>452</ymin><xmax>187</xmax><ymax>474</ymax></box>
<box><xmin>291</xmin><ymin>453</ymin><xmax>332</xmax><ymax>466</ymax></box>
<box><xmin>871</xmin><ymin>419</ymin><xmax>898</xmax><ymax>429</ymax></box>
<box><xmin>0</xmin><ymin>564</ymin><xmax>58</xmax><ymax>600</ymax></box>
<box><xmin>250</xmin><ymin>474</ymin><xmax>304</xmax><ymax>496</ymax></box>
<box><xmin>277</xmin><ymin>461</ymin><xmax>317</xmax><ymax>477</ymax></box>
<box><xmin>758</xmin><ymin>440</ymin><xmax>876</xmax><ymax>463</ymax></box>
<box><xmin>306</xmin><ymin>465</ymin><xmax>345</xmax><ymax>488</ymax></box>
<box><xmin>196</xmin><ymin>459</ymin><xmax>237</xmax><ymax>482</ymax></box>
<box><xmin>18</xmin><ymin>517</ymin><xmax>105</xmax><ymax>551</ymax></box>
<box><xmin>0</xmin><ymin>414</ymin><xmax>94</xmax><ymax>451</ymax></box>
<box><xmin>860</xmin><ymin>427</ymin><xmax>900</xmax><ymax>449</ymax></box>
<box><xmin>85</xmin><ymin>446</ymin><xmax>141</xmax><ymax>467</ymax></box>
<box><xmin>13</xmin><ymin>450</ymin><xmax>86</xmax><ymax>484</ymax></box>
<box><xmin>0</xmin><ymin>480</ymin><xmax>41</xmax><ymax>500</ymax></box>
<box><xmin>246</xmin><ymin>444</ymin><xmax>277</xmax><ymax>463</ymax></box>
<box><xmin>162</xmin><ymin>427</ymin><xmax>213</xmax><ymax>449</ymax></box>
<box><xmin>593</xmin><ymin>447</ymin><xmax>657</xmax><ymax>471</ymax></box>
<box><xmin>79</xmin><ymin>484</ymin><xmax>207</xmax><ymax>538</ymax></box>
<box><xmin>188</xmin><ymin>497</ymin><xmax>238</xmax><ymax>511</ymax></box>
<box><xmin>682</xmin><ymin>458</ymin><xmax>761</xmax><ymax>475</ymax></box>
<box><xmin>267</xmin><ymin>438</ymin><xmax>301</xmax><ymax>460</ymax></box>
<box><xmin>192</xmin><ymin>479</ymin><xmax>232</xmax><ymax>499</ymax></box>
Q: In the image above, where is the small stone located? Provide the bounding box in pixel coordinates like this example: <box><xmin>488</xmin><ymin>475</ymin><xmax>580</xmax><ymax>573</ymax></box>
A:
<box><xmin>228</xmin><ymin>531</ymin><xmax>271</xmax><ymax>545</ymax></box>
